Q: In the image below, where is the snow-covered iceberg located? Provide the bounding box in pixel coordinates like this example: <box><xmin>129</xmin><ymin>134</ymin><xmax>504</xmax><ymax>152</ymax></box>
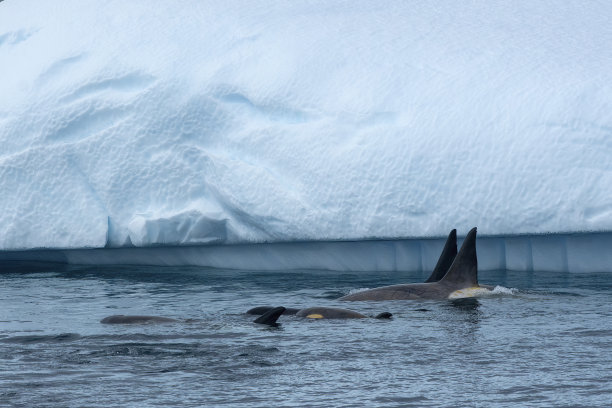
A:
<box><xmin>1</xmin><ymin>1</ymin><xmax>611</xmax><ymax>270</ymax></box>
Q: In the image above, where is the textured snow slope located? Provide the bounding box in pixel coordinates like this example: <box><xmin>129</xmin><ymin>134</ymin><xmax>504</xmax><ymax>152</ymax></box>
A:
<box><xmin>1</xmin><ymin>1</ymin><xmax>612</xmax><ymax>250</ymax></box>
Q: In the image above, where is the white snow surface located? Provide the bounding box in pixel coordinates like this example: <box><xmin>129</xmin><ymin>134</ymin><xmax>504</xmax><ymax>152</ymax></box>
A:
<box><xmin>1</xmin><ymin>0</ymin><xmax>612</xmax><ymax>250</ymax></box>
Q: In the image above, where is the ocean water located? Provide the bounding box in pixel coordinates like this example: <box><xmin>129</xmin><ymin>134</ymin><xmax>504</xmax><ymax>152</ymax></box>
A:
<box><xmin>0</xmin><ymin>262</ymin><xmax>610</xmax><ymax>407</ymax></box>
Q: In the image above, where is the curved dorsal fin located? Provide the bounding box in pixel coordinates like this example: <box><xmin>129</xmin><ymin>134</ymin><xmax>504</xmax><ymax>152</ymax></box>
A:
<box><xmin>253</xmin><ymin>306</ymin><xmax>285</xmax><ymax>326</ymax></box>
<box><xmin>440</xmin><ymin>227</ymin><xmax>478</xmax><ymax>287</ymax></box>
<box><xmin>424</xmin><ymin>229</ymin><xmax>457</xmax><ymax>282</ymax></box>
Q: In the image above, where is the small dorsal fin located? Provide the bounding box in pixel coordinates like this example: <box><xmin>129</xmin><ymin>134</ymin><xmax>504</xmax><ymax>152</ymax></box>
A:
<box><xmin>247</xmin><ymin>306</ymin><xmax>299</xmax><ymax>315</ymax></box>
<box><xmin>440</xmin><ymin>227</ymin><xmax>478</xmax><ymax>287</ymax></box>
<box><xmin>424</xmin><ymin>229</ymin><xmax>457</xmax><ymax>282</ymax></box>
<box><xmin>253</xmin><ymin>306</ymin><xmax>285</xmax><ymax>326</ymax></box>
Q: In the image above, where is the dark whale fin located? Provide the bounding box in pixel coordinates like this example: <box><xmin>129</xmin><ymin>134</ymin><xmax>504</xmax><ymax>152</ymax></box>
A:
<box><xmin>253</xmin><ymin>306</ymin><xmax>286</xmax><ymax>326</ymax></box>
<box><xmin>440</xmin><ymin>227</ymin><xmax>478</xmax><ymax>287</ymax></box>
<box><xmin>424</xmin><ymin>229</ymin><xmax>457</xmax><ymax>282</ymax></box>
<box><xmin>247</xmin><ymin>306</ymin><xmax>299</xmax><ymax>315</ymax></box>
<box><xmin>374</xmin><ymin>312</ymin><xmax>393</xmax><ymax>319</ymax></box>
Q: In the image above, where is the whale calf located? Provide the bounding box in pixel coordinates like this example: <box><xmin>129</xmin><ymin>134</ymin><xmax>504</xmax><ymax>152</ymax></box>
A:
<box><xmin>340</xmin><ymin>227</ymin><xmax>491</xmax><ymax>301</ymax></box>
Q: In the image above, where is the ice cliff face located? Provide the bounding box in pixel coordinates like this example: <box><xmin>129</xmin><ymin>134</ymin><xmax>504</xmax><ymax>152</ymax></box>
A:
<box><xmin>1</xmin><ymin>1</ymin><xmax>612</xmax><ymax>250</ymax></box>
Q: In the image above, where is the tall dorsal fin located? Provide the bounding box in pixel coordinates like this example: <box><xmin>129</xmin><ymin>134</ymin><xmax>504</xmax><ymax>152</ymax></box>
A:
<box><xmin>424</xmin><ymin>229</ymin><xmax>457</xmax><ymax>282</ymax></box>
<box><xmin>440</xmin><ymin>227</ymin><xmax>478</xmax><ymax>287</ymax></box>
<box><xmin>253</xmin><ymin>306</ymin><xmax>285</xmax><ymax>326</ymax></box>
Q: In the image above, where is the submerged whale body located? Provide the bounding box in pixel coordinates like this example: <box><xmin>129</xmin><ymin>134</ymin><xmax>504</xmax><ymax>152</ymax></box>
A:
<box><xmin>100</xmin><ymin>315</ymin><xmax>179</xmax><ymax>324</ymax></box>
<box><xmin>340</xmin><ymin>227</ymin><xmax>491</xmax><ymax>301</ymax></box>
<box><xmin>101</xmin><ymin>309</ymin><xmax>285</xmax><ymax>327</ymax></box>
<box><xmin>247</xmin><ymin>306</ymin><xmax>392</xmax><ymax>320</ymax></box>
<box><xmin>296</xmin><ymin>307</ymin><xmax>392</xmax><ymax>319</ymax></box>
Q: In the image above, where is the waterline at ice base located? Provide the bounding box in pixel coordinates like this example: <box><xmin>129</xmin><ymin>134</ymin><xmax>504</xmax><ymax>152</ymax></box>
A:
<box><xmin>1</xmin><ymin>1</ymin><xmax>611</xmax><ymax>272</ymax></box>
<box><xmin>2</xmin><ymin>232</ymin><xmax>611</xmax><ymax>273</ymax></box>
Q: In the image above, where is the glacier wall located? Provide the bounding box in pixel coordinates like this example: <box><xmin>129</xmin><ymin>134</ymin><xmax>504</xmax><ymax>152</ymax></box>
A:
<box><xmin>1</xmin><ymin>233</ymin><xmax>611</xmax><ymax>273</ymax></box>
<box><xmin>1</xmin><ymin>1</ymin><xmax>612</xmax><ymax>258</ymax></box>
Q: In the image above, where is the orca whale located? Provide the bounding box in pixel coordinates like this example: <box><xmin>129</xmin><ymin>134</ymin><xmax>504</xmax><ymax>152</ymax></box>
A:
<box><xmin>296</xmin><ymin>307</ymin><xmax>392</xmax><ymax>319</ymax></box>
<box><xmin>100</xmin><ymin>315</ymin><xmax>179</xmax><ymax>324</ymax></box>
<box><xmin>101</xmin><ymin>309</ymin><xmax>285</xmax><ymax>327</ymax></box>
<box><xmin>340</xmin><ymin>227</ymin><xmax>492</xmax><ymax>301</ymax></box>
<box><xmin>247</xmin><ymin>306</ymin><xmax>392</xmax><ymax>319</ymax></box>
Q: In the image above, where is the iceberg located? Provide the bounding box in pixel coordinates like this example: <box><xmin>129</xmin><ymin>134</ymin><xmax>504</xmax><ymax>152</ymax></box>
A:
<box><xmin>1</xmin><ymin>1</ymin><xmax>611</xmax><ymax>271</ymax></box>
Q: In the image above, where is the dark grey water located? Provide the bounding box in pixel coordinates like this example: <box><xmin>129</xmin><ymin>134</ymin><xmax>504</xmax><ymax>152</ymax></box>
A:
<box><xmin>1</xmin><ymin>262</ymin><xmax>611</xmax><ymax>407</ymax></box>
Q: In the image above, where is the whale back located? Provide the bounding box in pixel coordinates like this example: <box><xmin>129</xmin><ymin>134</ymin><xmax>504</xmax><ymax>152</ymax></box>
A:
<box><xmin>439</xmin><ymin>227</ymin><xmax>478</xmax><ymax>288</ymax></box>
<box><xmin>424</xmin><ymin>229</ymin><xmax>457</xmax><ymax>283</ymax></box>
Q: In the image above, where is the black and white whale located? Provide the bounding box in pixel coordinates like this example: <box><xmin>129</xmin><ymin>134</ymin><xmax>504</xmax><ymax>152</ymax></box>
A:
<box><xmin>245</xmin><ymin>229</ymin><xmax>483</xmax><ymax>313</ymax></box>
<box><xmin>243</xmin><ymin>229</ymin><xmax>459</xmax><ymax>318</ymax></box>
<box><xmin>295</xmin><ymin>307</ymin><xmax>392</xmax><ymax>319</ymax></box>
<box><xmin>101</xmin><ymin>307</ymin><xmax>285</xmax><ymax>327</ymax></box>
<box><xmin>100</xmin><ymin>315</ymin><xmax>179</xmax><ymax>324</ymax></box>
<box><xmin>247</xmin><ymin>306</ymin><xmax>392</xmax><ymax>319</ymax></box>
<box><xmin>340</xmin><ymin>227</ymin><xmax>492</xmax><ymax>301</ymax></box>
